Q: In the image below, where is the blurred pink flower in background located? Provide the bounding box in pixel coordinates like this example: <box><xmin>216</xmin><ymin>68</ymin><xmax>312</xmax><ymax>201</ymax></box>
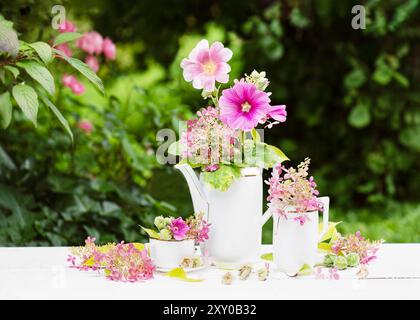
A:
<box><xmin>55</xmin><ymin>43</ymin><xmax>72</xmax><ymax>57</ymax></box>
<box><xmin>103</xmin><ymin>37</ymin><xmax>116</xmax><ymax>60</ymax></box>
<box><xmin>58</xmin><ymin>20</ymin><xmax>77</xmax><ymax>33</ymax></box>
<box><xmin>78</xmin><ymin>120</ymin><xmax>94</xmax><ymax>134</ymax></box>
<box><xmin>77</xmin><ymin>31</ymin><xmax>103</xmax><ymax>55</ymax></box>
<box><xmin>219</xmin><ymin>80</ymin><xmax>270</xmax><ymax>131</ymax></box>
<box><xmin>62</xmin><ymin>74</ymin><xmax>85</xmax><ymax>95</ymax></box>
<box><xmin>85</xmin><ymin>55</ymin><xmax>100</xmax><ymax>72</ymax></box>
<box><xmin>180</xmin><ymin>39</ymin><xmax>232</xmax><ymax>91</ymax></box>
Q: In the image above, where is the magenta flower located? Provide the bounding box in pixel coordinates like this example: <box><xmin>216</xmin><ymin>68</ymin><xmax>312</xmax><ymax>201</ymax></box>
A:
<box><xmin>267</xmin><ymin>105</ymin><xmax>287</xmax><ymax>122</ymax></box>
<box><xmin>85</xmin><ymin>55</ymin><xmax>100</xmax><ymax>72</ymax></box>
<box><xmin>219</xmin><ymin>81</ymin><xmax>271</xmax><ymax>131</ymax></box>
<box><xmin>77</xmin><ymin>31</ymin><xmax>103</xmax><ymax>55</ymax></box>
<box><xmin>58</xmin><ymin>21</ymin><xmax>77</xmax><ymax>33</ymax></box>
<box><xmin>78</xmin><ymin>119</ymin><xmax>93</xmax><ymax>134</ymax></box>
<box><xmin>103</xmin><ymin>37</ymin><xmax>116</xmax><ymax>60</ymax></box>
<box><xmin>180</xmin><ymin>39</ymin><xmax>232</xmax><ymax>92</ymax></box>
<box><xmin>169</xmin><ymin>217</ymin><xmax>190</xmax><ymax>241</ymax></box>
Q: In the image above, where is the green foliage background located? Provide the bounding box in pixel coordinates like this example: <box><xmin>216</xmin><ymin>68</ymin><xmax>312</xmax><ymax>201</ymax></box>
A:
<box><xmin>0</xmin><ymin>0</ymin><xmax>419</xmax><ymax>245</ymax></box>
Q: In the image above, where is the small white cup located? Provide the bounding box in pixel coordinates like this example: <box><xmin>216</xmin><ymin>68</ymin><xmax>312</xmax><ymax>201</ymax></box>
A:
<box><xmin>149</xmin><ymin>238</ymin><xmax>195</xmax><ymax>269</ymax></box>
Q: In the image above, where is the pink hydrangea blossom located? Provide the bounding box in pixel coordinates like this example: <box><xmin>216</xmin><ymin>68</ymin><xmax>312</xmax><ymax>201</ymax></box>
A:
<box><xmin>77</xmin><ymin>31</ymin><xmax>103</xmax><ymax>55</ymax></box>
<box><xmin>219</xmin><ymin>81</ymin><xmax>271</xmax><ymax>131</ymax></box>
<box><xmin>204</xmin><ymin>164</ymin><xmax>220</xmax><ymax>172</ymax></box>
<box><xmin>85</xmin><ymin>55</ymin><xmax>100</xmax><ymax>72</ymax></box>
<box><xmin>330</xmin><ymin>231</ymin><xmax>383</xmax><ymax>266</ymax></box>
<box><xmin>180</xmin><ymin>39</ymin><xmax>232</xmax><ymax>92</ymax></box>
<box><xmin>68</xmin><ymin>238</ymin><xmax>155</xmax><ymax>282</ymax></box>
<box><xmin>78</xmin><ymin>120</ymin><xmax>93</xmax><ymax>134</ymax></box>
<box><xmin>55</xmin><ymin>43</ymin><xmax>72</xmax><ymax>57</ymax></box>
<box><xmin>181</xmin><ymin>106</ymin><xmax>236</xmax><ymax>165</ymax></box>
<box><xmin>103</xmin><ymin>37</ymin><xmax>116</xmax><ymax>60</ymax></box>
<box><xmin>267</xmin><ymin>158</ymin><xmax>323</xmax><ymax>222</ymax></box>
<box><xmin>58</xmin><ymin>20</ymin><xmax>77</xmax><ymax>33</ymax></box>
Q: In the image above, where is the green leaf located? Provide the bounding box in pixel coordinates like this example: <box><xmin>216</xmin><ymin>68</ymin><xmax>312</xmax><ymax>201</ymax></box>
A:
<box><xmin>318</xmin><ymin>242</ymin><xmax>332</xmax><ymax>252</ymax></box>
<box><xmin>348</xmin><ymin>103</ymin><xmax>370</xmax><ymax>128</ymax></box>
<box><xmin>0</xmin><ymin>145</ymin><xmax>16</xmax><ymax>170</ymax></box>
<box><xmin>53</xmin><ymin>32</ymin><xmax>81</xmax><ymax>46</ymax></box>
<box><xmin>140</xmin><ymin>226</ymin><xmax>160</xmax><ymax>239</ymax></box>
<box><xmin>202</xmin><ymin>165</ymin><xmax>240</xmax><ymax>191</ymax></box>
<box><xmin>318</xmin><ymin>221</ymin><xmax>341</xmax><ymax>243</ymax></box>
<box><xmin>297</xmin><ymin>264</ymin><xmax>313</xmax><ymax>276</ymax></box>
<box><xmin>39</xmin><ymin>94</ymin><xmax>73</xmax><ymax>142</ymax></box>
<box><xmin>0</xmin><ymin>23</ymin><xmax>19</xmax><ymax>57</ymax></box>
<box><xmin>399</xmin><ymin>126</ymin><xmax>420</xmax><ymax>152</ymax></box>
<box><xmin>54</xmin><ymin>48</ymin><xmax>104</xmax><ymax>93</ymax></box>
<box><xmin>16</xmin><ymin>61</ymin><xmax>55</xmax><ymax>95</ymax></box>
<box><xmin>260</xmin><ymin>252</ymin><xmax>273</xmax><ymax>261</ymax></box>
<box><xmin>12</xmin><ymin>84</ymin><xmax>38</xmax><ymax>127</ymax></box>
<box><xmin>263</xmin><ymin>144</ymin><xmax>289</xmax><ymax>168</ymax></box>
<box><xmin>344</xmin><ymin>69</ymin><xmax>366</xmax><ymax>89</ymax></box>
<box><xmin>164</xmin><ymin>267</ymin><xmax>203</xmax><ymax>282</ymax></box>
<box><xmin>4</xmin><ymin>66</ymin><xmax>19</xmax><ymax>79</ymax></box>
<box><xmin>0</xmin><ymin>91</ymin><xmax>12</xmax><ymax>129</ymax></box>
<box><xmin>251</xmin><ymin>129</ymin><xmax>261</xmax><ymax>142</ymax></box>
<box><xmin>28</xmin><ymin>42</ymin><xmax>52</xmax><ymax>65</ymax></box>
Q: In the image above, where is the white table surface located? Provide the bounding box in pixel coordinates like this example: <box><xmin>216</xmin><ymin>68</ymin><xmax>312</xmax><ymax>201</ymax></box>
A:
<box><xmin>0</xmin><ymin>244</ymin><xmax>419</xmax><ymax>300</ymax></box>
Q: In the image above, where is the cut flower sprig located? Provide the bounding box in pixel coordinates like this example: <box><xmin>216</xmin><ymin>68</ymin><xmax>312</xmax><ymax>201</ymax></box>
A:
<box><xmin>267</xmin><ymin>158</ymin><xmax>323</xmax><ymax>224</ymax></box>
<box><xmin>140</xmin><ymin>212</ymin><xmax>210</xmax><ymax>243</ymax></box>
<box><xmin>169</xmin><ymin>39</ymin><xmax>289</xmax><ymax>191</ymax></box>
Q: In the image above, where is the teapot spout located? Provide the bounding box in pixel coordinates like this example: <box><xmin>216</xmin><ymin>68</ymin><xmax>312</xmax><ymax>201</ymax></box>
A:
<box><xmin>175</xmin><ymin>163</ymin><xmax>209</xmax><ymax>218</ymax></box>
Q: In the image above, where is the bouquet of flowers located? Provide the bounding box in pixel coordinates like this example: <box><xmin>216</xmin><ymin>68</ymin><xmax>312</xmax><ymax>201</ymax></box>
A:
<box><xmin>169</xmin><ymin>39</ymin><xmax>289</xmax><ymax>191</ymax></box>
<box><xmin>267</xmin><ymin>157</ymin><xmax>323</xmax><ymax>223</ymax></box>
<box><xmin>141</xmin><ymin>212</ymin><xmax>210</xmax><ymax>243</ymax></box>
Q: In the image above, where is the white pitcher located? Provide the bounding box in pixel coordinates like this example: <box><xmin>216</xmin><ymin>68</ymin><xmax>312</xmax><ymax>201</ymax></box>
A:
<box><xmin>175</xmin><ymin>164</ymin><xmax>272</xmax><ymax>268</ymax></box>
<box><xmin>272</xmin><ymin>196</ymin><xmax>330</xmax><ymax>274</ymax></box>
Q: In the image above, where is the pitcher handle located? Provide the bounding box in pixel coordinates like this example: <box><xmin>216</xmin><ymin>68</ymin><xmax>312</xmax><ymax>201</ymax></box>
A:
<box><xmin>318</xmin><ymin>196</ymin><xmax>330</xmax><ymax>241</ymax></box>
<box><xmin>261</xmin><ymin>208</ymin><xmax>272</xmax><ymax>226</ymax></box>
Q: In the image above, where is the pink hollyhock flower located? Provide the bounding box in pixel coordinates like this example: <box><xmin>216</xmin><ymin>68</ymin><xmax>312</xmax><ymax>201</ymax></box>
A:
<box><xmin>58</xmin><ymin>20</ymin><xmax>77</xmax><ymax>33</ymax></box>
<box><xmin>78</xmin><ymin>119</ymin><xmax>93</xmax><ymax>134</ymax></box>
<box><xmin>56</xmin><ymin>43</ymin><xmax>72</xmax><ymax>57</ymax></box>
<box><xmin>180</xmin><ymin>39</ymin><xmax>232</xmax><ymax>92</ymax></box>
<box><xmin>267</xmin><ymin>105</ymin><xmax>287</xmax><ymax>122</ymax></box>
<box><xmin>219</xmin><ymin>81</ymin><xmax>271</xmax><ymax>131</ymax></box>
<box><xmin>169</xmin><ymin>217</ymin><xmax>190</xmax><ymax>241</ymax></box>
<box><xmin>103</xmin><ymin>37</ymin><xmax>116</xmax><ymax>60</ymax></box>
<box><xmin>85</xmin><ymin>55</ymin><xmax>100</xmax><ymax>72</ymax></box>
<box><xmin>77</xmin><ymin>31</ymin><xmax>103</xmax><ymax>55</ymax></box>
